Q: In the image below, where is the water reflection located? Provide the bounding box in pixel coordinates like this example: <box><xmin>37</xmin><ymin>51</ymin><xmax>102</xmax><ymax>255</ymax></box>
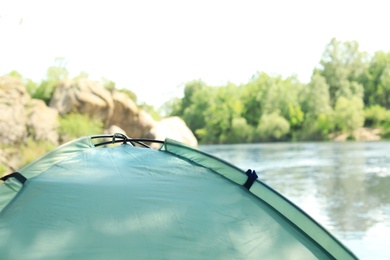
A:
<box><xmin>199</xmin><ymin>142</ymin><xmax>390</xmax><ymax>259</ymax></box>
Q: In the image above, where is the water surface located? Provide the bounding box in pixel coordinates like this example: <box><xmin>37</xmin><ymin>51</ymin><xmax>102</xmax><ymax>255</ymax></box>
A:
<box><xmin>199</xmin><ymin>142</ymin><xmax>390</xmax><ymax>260</ymax></box>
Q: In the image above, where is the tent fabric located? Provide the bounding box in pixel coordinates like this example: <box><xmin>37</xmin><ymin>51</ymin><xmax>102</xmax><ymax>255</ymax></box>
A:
<box><xmin>0</xmin><ymin>137</ymin><xmax>94</xmax><ymax>213</ymax></box>
<box><xmin>0</xmin><ymin>136</ymin><xmax>356</xmax><ymax>259</ymax></box>
<box><xmin>162</xmin><ymin>139</ymin><xmax>357</xmax><ymax>260</ymax></box>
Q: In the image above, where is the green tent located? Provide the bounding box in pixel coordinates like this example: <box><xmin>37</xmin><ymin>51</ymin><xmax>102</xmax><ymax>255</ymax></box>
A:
<box><xmin>0</xmin><ymin>134</ymin><xmax>356</xmax><ymax>259</ymax></box>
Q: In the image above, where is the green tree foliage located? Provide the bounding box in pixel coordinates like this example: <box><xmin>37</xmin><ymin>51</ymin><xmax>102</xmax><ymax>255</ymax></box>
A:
<box><xmin>167</xmin><ymin>38</ymin><xmax>390</xmax><ymax>144</ymax></box>
<box><xmin>360</xmin><ymin>51</ymin><xmax>390</xmax><ymax>108</ymax></box>
<box><xmin>225</xmin><ymin>117</ymin><xmax>254</xmax><ymax>143</ymax></box>
<box><xmin>161</xmin><ymin>97</ymin><xmax>182</xmax><ymax>117</ymax></box>
<box><xmin>24</xmin><ymin>79</ymin><xmax>39</xmax><ymax>97</ymax></box>
<box><xmin>241</xmin><ymin>72</ymin><xmax>271</xmax><ymax>126</ymax></box>
<box><xmin>301</xmin><ymin>74</ymin><xmax>332</xmax><ymax>117</ymax></box>
<box><xmin>316</xmin><ymin>38</ymin><xmax>367</xmax><ymax>106</ymax></box>
<box><xmin>364</xmin><ymin>105</ymin><xmax>390</xmax><ymax>127</ymax></box>
<box><xmin>288</xmin><ymin>104</ymin><xmax>304</xmax><ymax>126</ymax></box>
<box><xmin>102</xmin><ymin>77</ymin><xmax>116</xmax><ymax>92</ymax></box>
<box><xmin>201</xmin><ymin>84</ymin><xmax>248</xmax><ymax>144</ymax></box>
<box><xmin>20</xmin><ymin>138</ymin><xmax>56</xmax><ymax>167</ymax></box>
<box><xmin>334</xmin><ymin>97</ymin><xmax>364</xmax><ymax>133</ymax></box>
<box><xmin>58</xmin><ymin>113</ymin><xmax>103</xmax><ymax>142</ymax></box>
<box><xmin>138</xmin><ymin>102</ymin><xmax>161</xmax><ymax>120</ymax></box>
<box><xmin>299</xmin><ymin>74</ymin><xmax>334</xmax><ymax>139</ymax></box>
<box><xmin>262</xmin><ymin>77</ymin><xmax>303</xmax><ymax>120</ymax></box>
<box><xmin>7</xmin><ymin>70</ymin><xmax>23</xmax><ymax>79</ymax></box>
<box><xmin>257</xmin><ymin>112</ymin><xmax>290</xmax><ymax>141</ymax></box>
<box><xmin>73</xmin><ymin>71</ymin><xmax>89</xmax><ymax>80</ymax></box>
<box><xmin>180</xmin><ymin>81</ymin><xmax>211</xmax><ymax>139</ymax></box>
<box><xmin>33</xmin><ymin>57</ymin><xmax>69</xmax><ymax>104</ymax></box>
<box><xmin>118</xmin><ymin>88</ymin><xmax>137</xmax><ymax>102</ymax></box>
<box><xmin>5</xmin><ymin>37</ymin><xmax>390</xmax><ymax>145</ymax></box>
<box><xmin>6</xmin><ymin>70</ymin><xmax>39</xmax><ymax>96</ymax></box>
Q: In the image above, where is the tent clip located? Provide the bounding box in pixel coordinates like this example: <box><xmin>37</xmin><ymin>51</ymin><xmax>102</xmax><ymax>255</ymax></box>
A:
<box><xmin>1</xmin><ymin>172</ymin><xmax>27</xmax><ymax>185</ymax></box>
<box><xmin>243</xmin><ymin>169</ymin><xmax>258</xmax><ymax>190</ymax></box>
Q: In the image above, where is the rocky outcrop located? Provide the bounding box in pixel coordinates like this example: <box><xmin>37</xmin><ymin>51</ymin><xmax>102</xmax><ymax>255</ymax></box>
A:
<box><xmin>151</xmin><ymin>117</ymin><xmax>198</xmax><ymax>147</ymax></box>
<box><xmin>47</xmin><ymin>78</ymin><xmax>197</xmax><ymax>145</ymax></box>
<box><xmin>50</xmin><ymin>79</ymin><xmax>114</xmax><ymax>126</ymax></box>
<box><xmin>109</xmin><ymin>91</ymin><xmax>156</xmax><ymax>138</ymax></box>
<box><xmin>0</xmin><ymin>76</ymin><xmax>60</xmax><ymax>174</ymax></box>
<box><xmin>0</xmin><ymin>76</ymin><xmax>29</xmax><ymax>145</ymax></box>
<box><xmin>0</xmin><ymin>76</ymin><xmax>198</xmax><ymax>175</ymax></box>
<box><xmin>26</xmin><ymin>99</ymin><xmax>59</xmax><ymax>145</ymax></box>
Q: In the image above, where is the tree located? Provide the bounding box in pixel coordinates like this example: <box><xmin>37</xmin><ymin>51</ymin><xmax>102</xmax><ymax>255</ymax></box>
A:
<box><xmin>182</xmin><ymin>85</ymin><xmax>213</xmax><ymax>140</ymax></box>
<box><xmin>316</xmin><ymin>38</ymin><xmax>367</xmax><ymax>106</ymax></box>
<box><xmin>334</xmin><ymin>96</ymin><xmax>364</xmax><ymax>133</ymax></box>
<box><xmin>364</xmin><ymin>105</ymin><xmax>390</xmax><ymax>127</ymax></box>
<box><xmin>257</xmin><ymin>112</ymin><xmax>290</xmax><ymax>141</ymax></box>
<box><xmin>6</xmin><ymin>71</ymin><xmax>39</xmax><ymax>97</ymax></box>
<box><xmin>288</xmin><ymin>104</ymin><xmax>304</xmax><ymax>131</ymax></box>
<box><xmin>201</xmin><ymin>84</ymin><xmax>244</xmax><ymax>143</ymax></box>
<box><xmin>102</xmin><ymin>77</ymin><xmax>116</xmax><ymax>92</ymax></box>
<box><xmin>7</xmin><ymin>70</ymin><xmax>23</xmax><ymax>80</ymax></box>
<box><xmin>33</xmin><ymin>57</ymin><xmax>69</xmax><ymax>104</ymax></box>
<box><xmin>161</xmin><ymin>97</ymin><xmax>182</xmax><ymax>117</ymax></box>
<box><xmin>73</xmin><ymin>71</ymin><xmax>89</xmax><ymax>80</ymax></box>
<box><xmin>299</xmin><ymin>73</ymin><xmax>335</xmax><ymax>139</ymax></box>
<box><xmin>360</xmin><ymin>51</ymin><xmax>390</xmax><ymax>108</ymax></box>
<box><xmin>241</xmin><ymin>72</ymin><xmax>271</xmax><ymax>126</ymax></box>
<box><xmin>301</xmin><ymin>73</ymin><xmax>332</xmax><ymax>117</ymax></box>
<box><xmin>224</xmin><ymin>117</ymin><xmax>254</xmax><ymax>143</ymax></box>
<box><xmin>180</xmin><ymin>80</ymin><xmax>208</xmax><ymax>116</ymax></box>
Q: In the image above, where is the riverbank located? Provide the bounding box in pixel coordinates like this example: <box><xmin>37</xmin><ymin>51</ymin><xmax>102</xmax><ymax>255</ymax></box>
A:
<box><xmin>329</xmin><ymin>127</ymin><xmax>382</xmax><ymax>142</ymax></box>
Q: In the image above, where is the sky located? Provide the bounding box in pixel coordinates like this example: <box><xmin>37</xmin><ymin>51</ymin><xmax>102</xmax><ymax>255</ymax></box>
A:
<box><xmin>1</xmin><ymin>0</ymin><xmax>390</xmax><ymax>107</ymax></box>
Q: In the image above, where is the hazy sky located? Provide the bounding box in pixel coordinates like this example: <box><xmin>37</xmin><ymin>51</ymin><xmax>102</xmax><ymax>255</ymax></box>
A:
<box><xmin>1</xmin><ymin>0</ymin><xmax>389</xmax><ymax>107</ymax></box>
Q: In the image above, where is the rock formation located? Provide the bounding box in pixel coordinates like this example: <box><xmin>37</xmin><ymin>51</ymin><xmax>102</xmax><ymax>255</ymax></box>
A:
<box><xmin>26</xmin><ymin>99</ymin><xmax>59</xmax><ymax>145</ymax></box>
<box><xmin>0</xmin><ymin>76</ymin><xmax>60</xmax><ymax>174</ymax></box>
<box><xmin>50</xmin><ymin>79</ymin><xmax>114</xmax><ymax>127</ymax></box>
<box><xmin>49</xmin><ymin>79</ymin><xmax>198</xmax><ymax>145</ymax></box>
<box><xmin>109</xmin><ymin>91</ymin><xmax>155</xmax><ymax>138</ymax></box>
<box><xmin>0</xmin><ymin>76</ymin><xmax>198</xmax><ymax>175</ymax></box>
<box><xmin>151</xmin><ymin>117</ymin><xmax>198</xmax><ymax>147</ymax></box>
<box><xmin>0</xmin><ymin>76</ymin><xmax>29</xmax><ymax>145</ymax></box>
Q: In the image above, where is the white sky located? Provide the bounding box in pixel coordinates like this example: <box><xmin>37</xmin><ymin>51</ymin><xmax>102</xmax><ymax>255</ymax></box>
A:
<box><xmin>1</xmin><ymin>0</ymin><xmax>390</xmax><ymax>107</ymax></box>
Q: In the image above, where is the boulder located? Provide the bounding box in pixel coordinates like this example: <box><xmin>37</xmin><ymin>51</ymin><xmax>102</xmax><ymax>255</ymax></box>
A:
<box><xmin>109</xmin><ymin>91</ymin><xmax>156</xmax><ymax>138</ymax></box>
<box><xmin>0</xmin><ymin>76</ymin><xmax>29</xmax><ymax>145</ymax></box>
<box><xmin>151</xmin><ymin>116</ymin><xmax>198</xmax><ymax>147</ymax></box>
<box><xmin>50</xmin><ymin>79</ymin><xmax>114</xmax><ymax>126</ymax></box>
<box><xmin>26</xmin><ymin>99</ymin><xmax>59</xmax><ymax>145</ymax></box>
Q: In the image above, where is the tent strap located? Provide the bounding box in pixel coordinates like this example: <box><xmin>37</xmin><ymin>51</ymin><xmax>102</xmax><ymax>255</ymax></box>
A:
<box><xmin>1</xmin><ymin>172</ymin><xmax>27</xmax><ymax>185</ymax></box>
<box><xmin>243</xmin><ymin>169</ymin><xmax>258</xmax><ymax>190</ymax></box>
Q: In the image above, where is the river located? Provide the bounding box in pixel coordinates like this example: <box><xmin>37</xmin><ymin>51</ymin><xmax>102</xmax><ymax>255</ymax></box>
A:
<box><xmin>199</xmin><ymin>142</ymin><xmax>390</xmax><ymax>260</ymax></box>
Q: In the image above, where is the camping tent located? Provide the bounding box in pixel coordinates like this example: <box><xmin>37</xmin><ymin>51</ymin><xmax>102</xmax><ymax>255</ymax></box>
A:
<box><xmin>0</xmin><ymin>134</ymin><xmax>356</xmax><ymax>259</ymax></box>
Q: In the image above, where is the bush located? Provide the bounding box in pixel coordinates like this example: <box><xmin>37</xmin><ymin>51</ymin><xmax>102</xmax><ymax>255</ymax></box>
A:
<box><xmin>334</xmin><ymin>96</ymin><xmax>364</xmax><ymax>133</ymax></box>
<box><xmin>299</xmin><ymin>112</ymin><xmax>335</xmax><ymax>141</ymax></box>
<box><xmin>257</xmin><ymin>112</ymin><xmax>290</xmax><ymax>141</ymax></box>
<box><xmin>32</xmin><ymin>81</ymin><xmax>57</xmax><ymax>104</ymax></box>
<box><xmin>0</xmin><ymin>164</ymin><xmax>7</xmax><ymax>178</ymax></box>
<box><xmin>221</xmin><ymin>117</ymin><xmax>254</xmax><ymax>144</ymax></box>
<box><xmin>20</xmin><ymin>138</ymin><xmax>56</xmax><ymax>167</ymax></box>
<box><xmin>59</xmin><ymin>113</ymin><xmax>104</xmax><ymax>142</ymax></box>
<box><xmin>364</xmin><ymin>105</ymin><xmax>390</xmax><ymax>127</ymax></box>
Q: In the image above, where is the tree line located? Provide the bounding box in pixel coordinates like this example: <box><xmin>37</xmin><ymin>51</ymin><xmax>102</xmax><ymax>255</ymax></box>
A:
<box><xmin>164</xmin><ymin>38</ymin><xmax>390</xmax><ymax>144</ymax></box>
